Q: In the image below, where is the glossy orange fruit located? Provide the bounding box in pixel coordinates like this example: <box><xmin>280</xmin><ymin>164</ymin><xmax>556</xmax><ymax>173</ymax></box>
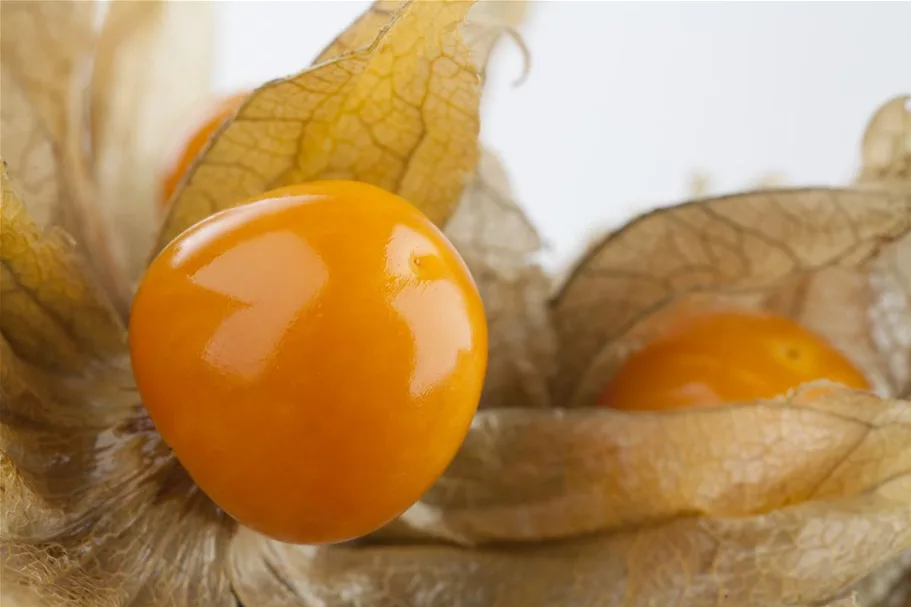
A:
<box><xmin>159</xmin><ymin>91</ymin><xmax>248</xmax><ymax>210</ymax></box>
<box><xmin>130</xmin><ymin>181</ymin><xmax>488</xmax><ymax>544</ymax></box>
<box><xmin>598</xmin><ymin>310</ymin><xmax>870</xmax><ymax>411</ymax></box>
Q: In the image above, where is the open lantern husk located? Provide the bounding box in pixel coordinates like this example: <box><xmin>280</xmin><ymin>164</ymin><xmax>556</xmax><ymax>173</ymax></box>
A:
<box><xmin>1</xmin><ymin>1</ymin><xmax>910</xmax><ymax>606</ymax></box>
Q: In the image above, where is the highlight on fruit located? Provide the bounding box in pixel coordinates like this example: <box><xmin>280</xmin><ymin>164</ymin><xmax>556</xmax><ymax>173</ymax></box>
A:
<box><xmin>131</xmin><ymin>180</ymin><xmax>488</xmax><ymax>544</ymax></box>
<box><xmin>598</xmin><ymin>308</ymin><xmax>871</xmax><ymax>411</ymax></box>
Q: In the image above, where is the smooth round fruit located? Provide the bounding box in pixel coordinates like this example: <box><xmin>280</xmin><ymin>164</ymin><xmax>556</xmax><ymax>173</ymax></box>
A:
<box><xmin>130</xmin><ymin>181</ymin><xmax>488</xmax><ymax>544</ymax></box>
<box><xmin>159</xmin><ymin>92</ymin><xmax>248</xmax><ymax>210</ymax></box>
<box><xmin>598</xmin><ymin>310</ymin><xmax>870</xmax><ymax>411</ymax></box>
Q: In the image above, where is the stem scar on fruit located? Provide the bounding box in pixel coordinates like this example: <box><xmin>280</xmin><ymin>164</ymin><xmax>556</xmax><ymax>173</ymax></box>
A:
<box><xmin>130</xmin><ymin>180</ymin><xmax>488</xmax><ymax>545</ymax></box>
<box><xmin>598</xmin><ymin>309</ymin><xmax>870</xmax><ymax>411</ymax></box>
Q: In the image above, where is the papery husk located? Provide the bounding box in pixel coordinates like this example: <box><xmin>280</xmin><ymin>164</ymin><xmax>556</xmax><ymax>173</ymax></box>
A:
<box><xmin>226</xmin><ymin>385</ymin><xmax>911</xmax><ymax>606</ymax></box>
<box><xmin>852</xmin><ymin>99</ymin><xmax>910</xmax><ymax>471</ymax></box>
<box><xmin>850</xmin><ymin>549</ymin><xmax>911</xmax><ymax>607</ymax></box>
<box><xmin>2</xmin><ymin>0</ymin><xmax>910</xmax><ymax>604</ymax></box>
<box><xmin>91</xmin><ymin>0</ymin><xmax>214</xmax><ymax>304</ymax></box>
<box><xmin>858</xmin><ymin>95</ymin><xmax>910</xmax><ymax>187</ymax></box>
<box><xmin>2</xmin><ymin>163</ymin><xmax>204</xmax><ymax>605</ymax></box>
<box><xmin>0</xmin><ymin>165</ymin><xmax>125</xmax><ymax>372</ymax></box>
<box><xmin>313</xmin><ymin>1</ymin><xmax>403</xmax><ymax>63</ymax></box>
<box><xmin>461</xmin><ymin>0</ymin><xmax>530</xmax><ymax>83</ymax></box>
<box><xmin>0</xmin><ymin>0</ymin><xmax>125</xmax><ymax>316</ymax></box>
<box><xmin>445</xmin><ymin>149</ymin><xmax>556</xmax><ymax>409</ymax></box>
<box><xmin>2</xmin><ymin>164</ymin><xmax>235</xmax><ymax>606</ymax></box>
<box><xmin>304</xmin><ymin>0</ymin><xmax>525</xmax><ymax>88</ymax></box>
<box><xmin>551</xmin><ymin>187</ymin><xmax>911</xmax><ymax>407</ymax></box>
<box><xmin>154</xmin><ymin>0</ymin><xmax>483</xmax><ymax>252</ymax></box>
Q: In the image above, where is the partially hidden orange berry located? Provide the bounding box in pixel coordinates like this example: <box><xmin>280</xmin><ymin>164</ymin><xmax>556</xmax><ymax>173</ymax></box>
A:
<box><xmin>598</xmin><ymin>310</ymin><xmax>870</xmax><ymax>411</ymax></box>
<box><xmin>159</xmin><ymin>91</ymin><xmax>248</xmax><ymax>210</ymax></box>
<box><xmin>130</xmin><ymin>181</ymin><xmax>488</xmax><ymax>544</ymax></box>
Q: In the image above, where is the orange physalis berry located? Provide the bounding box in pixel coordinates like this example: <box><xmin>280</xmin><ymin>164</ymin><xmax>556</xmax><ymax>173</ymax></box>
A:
<box><xmin>130</xmin><ymin>181</ymin><xmax>488</xmax><ymax>544</ymax></box>
<box><xmin>158</xmin><ymin>91</ymin><xmax>248</xmax><ymax>210</ymax></box>
<box><xmin>599</xmin><ymin>310</ymin><xmax>870</xmax><ymax>411</ymax></box>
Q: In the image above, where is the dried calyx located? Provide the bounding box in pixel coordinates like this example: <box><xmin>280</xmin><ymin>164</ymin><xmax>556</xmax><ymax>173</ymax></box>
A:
<box><xmin>1</xmin><ymin>0</ymin><xmax>910</xmax><ymax>605</ymax></box>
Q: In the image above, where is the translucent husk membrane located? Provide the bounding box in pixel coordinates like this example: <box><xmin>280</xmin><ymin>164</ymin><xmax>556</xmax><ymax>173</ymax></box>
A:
<box><xmin>1</xmin><ymin>1</ymin><xmax>910</xmax><ymax>605</ymax></box>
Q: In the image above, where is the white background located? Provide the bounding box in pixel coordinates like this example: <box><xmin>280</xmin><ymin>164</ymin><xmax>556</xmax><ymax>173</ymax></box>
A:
<box><xmin>213</xmin><ymin>1</ymin><xmax>911</xmax><ymax>271</ymax></box>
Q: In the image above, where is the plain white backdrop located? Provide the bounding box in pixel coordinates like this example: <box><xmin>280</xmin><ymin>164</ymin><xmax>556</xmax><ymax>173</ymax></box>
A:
<box><xmin>213</xmin><ymin>1</ymin><xmax>911</xmax><ymax>271</ymax></box>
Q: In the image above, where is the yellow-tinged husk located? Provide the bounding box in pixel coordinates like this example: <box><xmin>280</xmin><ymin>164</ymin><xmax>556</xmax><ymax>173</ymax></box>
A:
<box><xmin>1</xmin><ymin>1</ymin><xmax>910</xmax><ymax>605</ymax></box>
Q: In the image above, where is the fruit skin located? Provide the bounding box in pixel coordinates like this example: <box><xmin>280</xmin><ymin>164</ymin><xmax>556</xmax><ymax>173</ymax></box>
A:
<box><xmin>130</xmin><ymin>181</ymin><xmax>488</xmax><ymax>544</ymax></box>
<box><xmin>599</xmin><ymin>310</ymin><xmax>870</xmax><ymax>411</ymax></box>
<box><xmin>159</xmin><ymin>92</ymin><xmax>248</xmax><ymax>210</ymax></box>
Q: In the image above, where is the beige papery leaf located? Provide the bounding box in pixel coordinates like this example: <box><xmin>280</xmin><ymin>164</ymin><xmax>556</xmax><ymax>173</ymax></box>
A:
<box><xmin>0</xmin><ymin>0</ymin><xmax>94</xmax><ymax>227</ymax></box>
<box><xmin>0</xmin><ymin>0</ymin><xmax>126</xmax><ymax>308</ymax></box>
<box><xmin>3</xmin><ymin>1</ymin><xmax>909</xmax><ymax>604</ymax></box>
<box><xmin>91</xmin><ymin>0</ymin><xmax>214</xmax><ymax>304</ymax></box>
<box><xmin>552</xmin><ymin>188</ymin><xmax>910</xmax><ymax>407</ymax></box>
<box><xmin>155</xmin><ymin>0</ymin><xmax>482</xmax><ymax>253</ymax></box>
<box><xmin>445</xmin><ymin>149</ymin><xmax>554</xmax><ymax>408</ymax></box>
<box><xmin>858</xmin><ymin>95</ymin><xmax>910</xmax><ymax>187</ymax></box>
<box><xmin>229</xmin><ymin>387</ymin><xmax>911</xmax><ymax>606</ymax></box>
